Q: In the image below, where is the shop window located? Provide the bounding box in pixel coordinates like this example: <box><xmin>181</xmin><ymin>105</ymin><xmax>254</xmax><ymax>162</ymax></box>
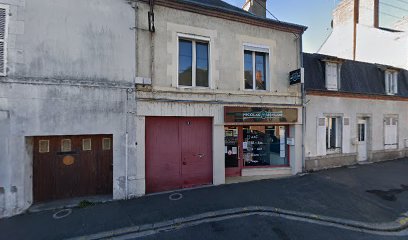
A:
<box><xmin>61</xmin><ymin>139</ymin><xmax>71</xmax><ymax>152</ymax></box>
<box><xmin>325</xmin><ymin>62</ymin><xmax>340</xmax><ymax>91</ymax></box>
<box><xmin>384</xmin><ymin>116</ymin><xmax>398</xmax><ymax>149</ymax></box>
<box><xmin>39</xmin><ymin>140</ymin><xmax>49</xmax><ymax>153</ymax></box>
<box><xmin>82</xmin><ymin>139</ymin><xmax>91</xmax><ymax>151</ymax></box>
<box><xmin>325</xmin><ymin>117</ymin><xmax>342</xmax><ymax>153</ymax></box>
<box><xmin>178</xmin><ymin>37</ymin><xmax>209</xmax><ymax>88</ymax></box>
<box><xmin>243</xmin><ymin>126</ymin><xmax>288</xmax><ymax>167</ymax></box>
<box><xmin>244</xmin><ymin>46</ymin><xmax>269</xmax><ymax>90</ymax></box>
<box><xmin>102</xmin><ymin>138</ymin><xmax>111</xmax><ymax>151</ymax></box>
<box><xmin>385</xmin><ymin>70</ymin><xmax>398</xmax><ymax>95</ymax></box>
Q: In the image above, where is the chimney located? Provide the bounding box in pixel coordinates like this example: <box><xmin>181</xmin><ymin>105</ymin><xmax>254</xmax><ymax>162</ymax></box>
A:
<box><xmin>358</xmin><ymin>0</ymin><xmax>379</xmax><ymax>27</ymax></box>
<box><xmin>243</xmin><ymin>0</ymin><xmax>266</xmax><ymax>18</ymax></box>
<box><xmin>332</xmin><ymin>0</ymin><xmax>379</xmax><ymax>28</ymax></box>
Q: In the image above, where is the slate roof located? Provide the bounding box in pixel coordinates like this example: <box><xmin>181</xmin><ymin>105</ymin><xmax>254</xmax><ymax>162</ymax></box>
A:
<box><xmin>303</xmin><ymin>53</ymin><xmax>408</xmax><ymax>97</ymax></box>
<box><xmin>174</xmin><ymin>0</ymin><xmax>307</xmax><ymax>32</ymax></box>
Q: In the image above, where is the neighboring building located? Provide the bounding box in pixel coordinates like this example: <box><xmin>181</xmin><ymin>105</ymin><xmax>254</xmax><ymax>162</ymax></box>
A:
<box><xmin>134</xmin><ymin>0</ymin><xmax>306</xmax><ymax>194</ymax></box>
<box><xmin>318</xmin><ymin>0</ymin><xmax>408</xmax><ymax>70</ymax></box>
<box><xmin>304</xmin><ymin>53</ymin><xmax>408</xmax><ymax>170</ymax></box>
<box><xmin>0</xmin><ymin>0</ymin><xmax>137</xmax><ymax>218</ymax></box>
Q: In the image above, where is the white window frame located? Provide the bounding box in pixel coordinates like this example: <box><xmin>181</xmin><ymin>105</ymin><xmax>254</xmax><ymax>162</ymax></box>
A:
<box><xmin>0</xmin><ymin>4</ymin><xmax>9</xmax><ymax>77</ymax></box>
<box><xmin>177</xmin><ymin>33</ymin><xmax>211</xmax><ymax>89</ymax></box>
<box><xmin>243</xmin><ymin>43</ymin><xmax>270</xmax><ymax>91</ymax></box>
<box><xmin>325</xmin><ymin>116</ymin><xmax>342</xmax><ymax>154</ymax></box>
<box><xmin>385</xmin><ymin>70</ymin><xmax>398</xmax><ymax>95</ymax></box>
<box><xmin>325</xmin><ymin>62</ymin><xmax>341</xmax><ymax>91</ymax></box>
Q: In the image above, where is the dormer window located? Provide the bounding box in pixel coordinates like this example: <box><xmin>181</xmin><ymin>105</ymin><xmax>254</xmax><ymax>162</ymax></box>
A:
<box><xmin>385</xmin><ymin>70</ymin><xmax>398</xmax><ymax>95</ymax></box>
<box><xmin>325</xmin><ymin>62</ymin><xmax>341</xmax><ymax>91</ymax></box>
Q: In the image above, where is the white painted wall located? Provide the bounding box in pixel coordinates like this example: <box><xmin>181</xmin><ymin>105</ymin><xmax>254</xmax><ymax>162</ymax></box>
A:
<box><xmin>305</xmin><ymin>95</ymin><xmax>408</xmax><ymax>158</ymax></box>
<box><xmin>0</xmin><ymin>0</ymin><xmax>136</xmax><ymax>218</ymax></box>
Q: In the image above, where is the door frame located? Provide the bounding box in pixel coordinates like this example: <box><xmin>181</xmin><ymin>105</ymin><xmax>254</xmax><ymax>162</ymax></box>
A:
<box><xmin>357</xmin><ymin>119</ymin><xmax>368</xmax><ymax>162</ymax></box>
<box><xmin>225</xmin><ymin>126</ymin><xmax>244</xmax><ymax>177</ymax></box>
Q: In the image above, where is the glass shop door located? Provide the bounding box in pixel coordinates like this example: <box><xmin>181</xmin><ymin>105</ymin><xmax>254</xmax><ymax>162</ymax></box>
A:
<box><xmin>224</xmin><ymin>127</ymin><xmax>243</xmax><ymax>177</ymax></box>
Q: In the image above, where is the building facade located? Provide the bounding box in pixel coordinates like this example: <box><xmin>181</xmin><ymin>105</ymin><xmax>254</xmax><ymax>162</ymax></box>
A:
<box><xmin>319</xmin><ymin>0</ymin><xmax>408</xmax><ymax>70</ymax></box>
<box><xmin>0</xmin><ymin>0</ymin><xmax>137</xmax><ymax>218</ymax></box>
<box><xmin>304</xmin><ymin>53</ymin><xmax>408</xmax><ymax>170</ymax></box>
<box><xmin>134</xmin><ymin>0</ymin><xmax>306</xmax><ymax>194</ymax></box>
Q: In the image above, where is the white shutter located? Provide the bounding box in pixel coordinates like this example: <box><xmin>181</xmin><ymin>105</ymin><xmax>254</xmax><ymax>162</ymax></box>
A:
<box><xmin>325</xmin><ymin>63</ymin><xmax>338</xmax><ymax>90</ymax></box>
<box><xmin>317</xmin><ymin>117</ymin><xmax>327</xmax><ymax>156</ymax></box>
<box><xmin>384</xmin><ymin>117</ymin><xmax>397</xmax><ymax>150</ymax></box>
<box><xmin>0</xmin><ymin>6</ymin><xmax>7</xmax><ymax>76</ymax></box>
<box><xmin>385</xmin><ymin>72</ymin><xmax>390</xmax><ymax>94</ymax></box>
<box><xmin>342</xmin><ymin>117</ymin><xmax>351</xmax><ymax>153</ymax></box>
<box><xmin>391</xmin><ymin>118</ymin><xmax>398</xmax><ymax>149</ymax></box>
<box><xmin>393</xmin><ymin>72</ymin><xmax>398</xmax><ymax>94</ymax></box>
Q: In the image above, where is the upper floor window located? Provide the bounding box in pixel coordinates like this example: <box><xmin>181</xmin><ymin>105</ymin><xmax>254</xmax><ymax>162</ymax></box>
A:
<box><xmin>244</xmin><ymin>45</ymin><xmax>269</xmax><ymax>90</ymax></box>
<box><xmin>178</xmin><ymin>37</ymin><xmax>209</xmax><ymax>88</ymax></box>
<box><xmin>385</xmin><ymin>70</ymin><xmax>398</xmax><ymax>95</ymax></box>
<box><xmin>325</xmin><ymin>62</ymin><xmax>340</xmax><ymax>91</ymax></box>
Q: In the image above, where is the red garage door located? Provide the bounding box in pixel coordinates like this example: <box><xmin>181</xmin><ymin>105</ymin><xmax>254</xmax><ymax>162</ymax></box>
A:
<box><xmin>146</xmin><ymin>117</ymin><xmax>213</xmax><ymax>193</ymax></box>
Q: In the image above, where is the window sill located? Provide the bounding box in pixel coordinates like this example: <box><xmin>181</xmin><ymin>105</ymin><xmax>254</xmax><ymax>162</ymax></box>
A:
<box><xmin>326</xmin><ymin>149</ymin><xmax>342</xmax><ymax>155</ymax></box>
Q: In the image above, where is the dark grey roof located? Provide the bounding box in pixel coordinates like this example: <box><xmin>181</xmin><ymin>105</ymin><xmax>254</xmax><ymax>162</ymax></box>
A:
<box><xmin>303</xmin><ymin>53</ymin><xmax>408</xmax><ymax>97</ymax></box>
<box><xmin>175</xmin><ymin>0</ymin><xmax>307</xmax><ymax>32</ymax></box>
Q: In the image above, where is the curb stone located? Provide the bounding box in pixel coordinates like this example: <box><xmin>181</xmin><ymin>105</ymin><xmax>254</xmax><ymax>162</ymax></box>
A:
<box><xmin>67</xmin><ymin>206</ymin><xmax>408</xmax><ymax>240</ymax></box>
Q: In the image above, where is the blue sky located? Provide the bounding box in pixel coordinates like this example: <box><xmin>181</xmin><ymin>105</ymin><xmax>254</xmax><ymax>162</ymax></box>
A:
<box><xmin>223</xmin><ymin>0</ymin><xmax>408</xmax><ymax>53</ymax></box>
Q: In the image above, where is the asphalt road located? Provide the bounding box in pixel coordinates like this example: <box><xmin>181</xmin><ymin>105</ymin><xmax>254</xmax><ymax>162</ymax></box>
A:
<box><xmin>138</xmin><ymin>215</ymin><xmax>407</xmax><ymax>240</ymax></box>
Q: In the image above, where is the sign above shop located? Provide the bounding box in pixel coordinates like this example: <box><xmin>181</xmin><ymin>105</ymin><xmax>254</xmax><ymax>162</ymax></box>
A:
<box><xmin>224</xmin><ymin>107</ymin><xmax>298</xmax><ymax>123</ymax></box>
<box><xmin>289</xmin><ymin>68</ymin><xmax>304</xmax><ymax>85</ymax></box>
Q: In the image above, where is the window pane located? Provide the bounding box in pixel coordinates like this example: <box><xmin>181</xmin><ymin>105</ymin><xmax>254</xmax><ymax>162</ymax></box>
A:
<box><xmin>196</xmin><ymin>42</ymin><xmax>209</xmax><ymax>87</ymax></box>
<box><xmin>244</xmin><ymin>51</ymin><xmax>253</xmax><ymax>89</ymax></box>
<box><xmin>243</xmin><ymin>126</ymin><xmax>288</xmax><ymax>167</ymax></box>
<box><xmin>330</xmin><ymin>118</ymin><xmax>337</xmax><ymax>148</ymax></box>
<box><xmin>178</xmin><ymin>40</ymin><xmax>192</xmax><ymax>86</ymax></box>
<box><xmin>255</xmin><ymin>52</ymin><xmax>266</xmax><ymax>90</ymax></box>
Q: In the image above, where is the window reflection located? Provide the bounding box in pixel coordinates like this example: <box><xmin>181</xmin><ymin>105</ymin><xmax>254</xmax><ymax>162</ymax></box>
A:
<box><xmin>255</xmin><ymin>53</ymin><xmax>266</xmax><ymax>90</ymax></box>
<box><xmin>244</xmin><ymin>50</ymin><xmax>267</xmax><ymax>90</ymax></box>
<box><xmin>179</xmin><ymin>40</ymin><xmax>192</xmax><ymax>86</ymax></box>
<box><xmin>243</xmin><ymin>126</ymin><xmax>288</xmax><ymax>166</ymax></box>
<box><xmin>196</xmin><ymin>42</ymin><xmax>209</xmax><ymax>87</ymax></box>
<box><xmin>244</xmin><ymin>50</ymin><xmax>253</xmax><ymax>89</ymax></box>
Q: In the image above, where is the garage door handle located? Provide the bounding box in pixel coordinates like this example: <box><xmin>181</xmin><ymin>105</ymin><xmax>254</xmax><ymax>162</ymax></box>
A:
<box><xmin>196</xmin><ymin>154</ymin><xmax>205</xmax><ymax>158</ymax></box>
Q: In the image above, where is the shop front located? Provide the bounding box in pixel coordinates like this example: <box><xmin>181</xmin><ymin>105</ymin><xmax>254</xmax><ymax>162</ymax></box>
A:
<box><xmin>224</xmin><ymin>107</ymin><xmax>298</xmax><ymax>177</ymax></box>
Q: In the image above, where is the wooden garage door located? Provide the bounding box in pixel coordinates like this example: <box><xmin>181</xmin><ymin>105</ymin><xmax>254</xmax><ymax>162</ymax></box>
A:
<box><xmin>146</xmin><ymin>117</ymin><xmax>213</xmax><ymax>193</ymax></box>
<box><xmin>33</xmin><ymin>135</ymin><xmax>113</xmax><ymax>203</ymax></box>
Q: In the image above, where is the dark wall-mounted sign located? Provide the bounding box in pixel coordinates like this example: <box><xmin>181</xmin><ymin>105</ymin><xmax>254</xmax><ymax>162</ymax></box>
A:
<box><xmin>289</xmin><ymin>68</ymin><xmax>304</xmax><ymax>85</ymax></box>
<box><xmin>224</xmin><ymin>107</ymin><xmax>298</xmax><ymax>123</ymax></box>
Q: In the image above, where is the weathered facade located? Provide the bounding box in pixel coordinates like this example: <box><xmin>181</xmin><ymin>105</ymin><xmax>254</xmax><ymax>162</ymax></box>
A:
<box><xmin>134</xmin><ymin>0</ymin><xmax>306</xmax><ymax>193</ymax></box>
<box><xmin>0</xmin><ymin>0</ymin><xmax>137</xmax><ymax>218</ymax></box>
<box><xmin>304</xmin><ymin>53</ymin><xmax>408</xmax><ymax>170</ymax></box>
<box><xmin>319</xmin><ymin>0</ymin><xmax>408</xmax><ymax>70</ymax></box>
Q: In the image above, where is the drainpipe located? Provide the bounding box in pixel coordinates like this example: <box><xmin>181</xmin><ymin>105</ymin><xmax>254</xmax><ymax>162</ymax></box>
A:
<box><xmin>300</xmin><ymin>34</ymin><xmax>306</xmax><ymax>173</ymax></box>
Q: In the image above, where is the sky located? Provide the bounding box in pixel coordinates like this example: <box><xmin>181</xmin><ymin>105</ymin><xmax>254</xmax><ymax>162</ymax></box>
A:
<box><xmin>223</xmin><ymin>0</ymin><xmax>408</xmax><ymax>53</ymax></box>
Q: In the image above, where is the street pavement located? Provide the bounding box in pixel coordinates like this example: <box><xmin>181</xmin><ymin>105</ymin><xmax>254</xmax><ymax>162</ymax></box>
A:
<box><xmin>138</xmin><ymin>215</ymin><xmax>408</xmax><ymax>240</ymax></box>
<box><xmin>0</xmin><ymin>158</ymin><xmax>408</xmax><ymax>239</ymax></box>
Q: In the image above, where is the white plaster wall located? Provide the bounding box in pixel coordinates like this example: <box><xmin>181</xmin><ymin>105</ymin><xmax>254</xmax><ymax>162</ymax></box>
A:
<box><xmin>355</xmin><ymin>25</ymin><xmax>407</xmax><ymax>69</ymax></box>
<box><xmin>0</xmin><ymin>82</ymin><xmax>134</xmax><ymax>218</ymax></box>
<box><xmin>9</xmin><ymin>0</ymin><xmax>135</xmax><ymax>81</ymax></box>
<box><xmin>305</xmin><ymin>95</ymin><xmax>408</xmax><ymax>158</ymax></box>
<box><xmin>318</xmin><ymin>23</ymin><xmax>354</xmax><ymax>60</ymax></box>
<box><xmin>0</xmin><ymin>0</ymin><xmax>137</xmax><ymax>218</ymax></box>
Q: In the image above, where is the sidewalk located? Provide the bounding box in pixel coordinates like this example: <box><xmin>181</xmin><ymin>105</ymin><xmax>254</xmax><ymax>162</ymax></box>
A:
<box><xmin>1</xmin><ymin>158</ymin><xmax>408</xmax><ymax>240</ymax></box>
